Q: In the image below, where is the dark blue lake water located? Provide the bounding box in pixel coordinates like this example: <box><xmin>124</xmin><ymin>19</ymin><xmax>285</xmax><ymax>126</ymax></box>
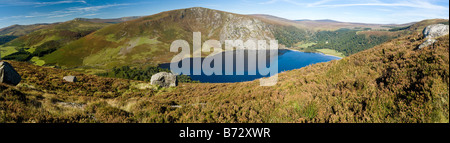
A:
<box><xmin>160</xmin><ymin>49</ymin><xmax>340</xmax><ymax>83</ymax></box>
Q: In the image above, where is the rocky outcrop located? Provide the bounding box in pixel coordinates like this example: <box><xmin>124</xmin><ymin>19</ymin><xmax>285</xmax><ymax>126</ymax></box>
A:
<box><xmin>423</xmin><ymin>24</ymin><xmax>449</xmax><ymax>39</ymax></box>
<box><xmin>417</xmin><ymin>24</ymin><xmax>449</xmax><ymax>50</ymax></box>
<box><xmin>151</xmin><ymin>72</ymin><xmax>177</xmax><ymax>87</ymax></box>
<box><xmin>63</xmin><ymin>76</ymin><xmax>77</xmax><ymax>82</ymax></box>
<box><xmin>219</xmin><ymin>14</ymin><xmax>275</xmax><ymax>45</ymax></box>
<box><xmin>417</xmin><ymin>38</ymin><xmax>437</xmax><ymax>49</ymax></box>
<box><xmin>0</xmin><ymin>61</ymin><xmax>21</xmax><ymax>86</ymax></box>
<box><xmin>179</xmin><ymin>7</ymin><xmax>275</xmax><ymax>46</ymax></box>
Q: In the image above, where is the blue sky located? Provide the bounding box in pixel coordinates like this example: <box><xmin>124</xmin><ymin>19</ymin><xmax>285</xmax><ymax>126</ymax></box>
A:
<box><xmin>0</xmin><ymin>0</ymin><xmax>448</xmax><ymax>28</ymax></box>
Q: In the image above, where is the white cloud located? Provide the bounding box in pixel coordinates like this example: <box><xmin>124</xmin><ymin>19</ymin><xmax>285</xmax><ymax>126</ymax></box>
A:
<box><xmin>48</xmin><ymin>13</ymin><xmax>72</xmax><ymax>18</ymax></box>
<box><xmin>67</xmin><ymin>3</ymin><xmax>131</xmax><ymax>12</ymax></box>
<box><xmin>259</xmin><ymin>0</ymin><xmax>279</xmax><ymax>4</ymax></box>
<box><xmin>0</xmin><ymin>3</ymin><xmax>132</xmax><ymax>20</ymax></box>
<box><xmin>83</xmin><ymin>13</ymin><xmax>98</xmax><ymax>17</ymax></box>
<box><xmin>35</xmin><ymin>0</ymin><xmax>86</xmax><ymax>7</ymax></box>
<box><xmin>0</xmin><ymin>0</ymin><xmax>87</xmax><ymax>7</ymax></box>
<box><xmin>309</xmin><ymin>0</ymin><xmax>448</xmax><ymax>10</ymax></box>
<box><xmin>306</xmin><ymin>0</ymin><xmax>333</xmax><ymax>7</ymax></box>
<box><xmin>259</xmin><ymin>0</ymin><xmax>448</xmax><ymax>10</ymax></box>
<box><xmin>259</xmin><ymin>0</ymin><xmax>304</xmax><ymax>5</ymax></box>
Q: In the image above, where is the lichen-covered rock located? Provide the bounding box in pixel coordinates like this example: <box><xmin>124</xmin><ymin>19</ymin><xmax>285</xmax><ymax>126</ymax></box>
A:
<box><xmin>151</xmin><ymin>72</ymin><xmax>177</xmax><ymax>87</ymax></box>
<box><xmin>0</xmin><ymin>61</ymin><xmax>21</xmax><ymax>86</ymax></box>
<box><xmin>63</xmin><ymin>76</ymin><xmax>77</xmax><ymax>82</ymax></box>
<box><xmin>417</xmin><ymin>24</ymin><xmax>449</xmax><ymax>50</ymax></box>
<box><xmin>423</xmin><ymin>24</ymin><xmax>449</xmax><ymax>39</ymax></box>
<box><xmin>417</xmin><ymin>38</ymin><xmax>437</xmax><ymax>49</ymax></box>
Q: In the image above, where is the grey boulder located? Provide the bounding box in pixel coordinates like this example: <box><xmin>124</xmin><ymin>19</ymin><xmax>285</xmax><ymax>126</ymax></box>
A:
<box><xmin>417</xmin><ymin>38</ymin><xmax>437</xmax><ymax>49</ymax></box>
<box><xmin>423</xmin><ymin>24</ymin><xmax>449</xmax><ymax>39</ymax></box>
<box><xmin>0</xmin><ymin>61</ymin><xmax>21</xmax><ymax>86</ymax></box>
<box><xmin>63</xmin><ymin>76</ymin><xmax>78</xmax><ymax>82</ymax></box>
<box><xmin>151</xmin><ymin>72</ymin><xmax>177</xmax><ymax>87</ymax></box>
<box><xmin>417</xmin><ymin>24</ymin><xmax>449</xmax><ymax>50</ymax></box>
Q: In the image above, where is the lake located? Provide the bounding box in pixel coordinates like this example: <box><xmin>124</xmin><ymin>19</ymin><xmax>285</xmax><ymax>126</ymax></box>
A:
<box><xmin>159</xmin><ymin>49</ymin><xmax>341</xmax><ymax>83</ymax></box>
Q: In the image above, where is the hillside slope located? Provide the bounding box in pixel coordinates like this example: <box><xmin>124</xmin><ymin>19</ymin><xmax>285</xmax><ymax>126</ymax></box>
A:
<box><xmin>1</xmin><ymin>21</ymin><xmax>448</xmax><ymax>123</ymax></box>
<box><xmin>0</xmin><ymin>23</ymin><xmax>56</xmax><ymax>45</ymax></box>
<box><xmin>0</xmin><ymin>20</ymin><xmax>112</xmax><ymax>65</ymax></box>
<box><xmin>42</xmin><ymin>7</ymin><xmax>275</xmax><ymax>70</ymax></box>
<box><xmin>0</xmin><ymin>23</ymin><xmax>55</xmax><ymax>37</ymax></box>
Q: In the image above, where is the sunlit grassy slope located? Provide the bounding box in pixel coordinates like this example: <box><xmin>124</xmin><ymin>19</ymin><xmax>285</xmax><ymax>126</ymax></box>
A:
<box><xmin>316</xmin><ymin>49</ymin><xmax>345</xmax><ymax>58</ymax></box>
<box><xmin>0</xmin><ymin>20</ymin><xmax>111</xmax><ymax>59</ymax></box>
<box><xmin>1</xmin><ymin>19</ymin><xmax>448</xmax><ymax>122</ymax></box>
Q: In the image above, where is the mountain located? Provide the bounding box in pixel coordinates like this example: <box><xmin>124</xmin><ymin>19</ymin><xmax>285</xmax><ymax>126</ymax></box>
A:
<box><xmin>0</xmin><ymin>23</ymin><xmax>56</xmax><ymax>45</ymax></box>
<box><xmin>299</xmin><ymin>19</ymin><xmax>340</xmax><ymax>23</ymax></box>
<box><xmin>1</xmin><ymin>19</ymin><xmax>448</xmax><ymax>123</ymax></box>
<box><xmin>0</xmin><ymin>16</ymin><xmax>142</xmax><ymax>46</ymax></box>
<box><xmin>0</xmin><ymin>23</ymin><xmax>56</xmax><ymax>37</ymax></box>
<box><xmin>42</xmin><ymin>7</ymin><xmax>276</xmax><ymax>71</ymax></box>
<box><xmin>0</xmin><ymin>20</ymin><xmax>113</xmax><ymax>65</ymax></box>
<box><xmin>72</xmin><ymin>16</ymin><xmax>142</xmax><ymax>24</ymax></box>
<box><xmin>0</xmin><ymin>16</ymin><xmax>145</xmax><ymax>66</ymax></box>
<box><xmin>251</xmin><ymin>14</ymin><xmax>413</xmax><ymax>31</ymax></box>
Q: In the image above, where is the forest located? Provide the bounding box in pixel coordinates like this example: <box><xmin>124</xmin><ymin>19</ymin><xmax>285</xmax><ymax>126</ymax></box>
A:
<box><xmin>273</xmin><ymin>26</ymin><xmax>397</xmax><ymax>56</ymax></box>
<box><xmin>0</xmin><ymin>36</ymin><xmax>17</xmax><ymax>45</ymax></box>
<box><xmin>309</xmin><ymin>29</ymin><xmax>395</xmax><ymax>56</ymax></box>
<box><xmin>272</xmin><ymin>26</ymin><xmax>312</xmax><ymax>47</ymax></box>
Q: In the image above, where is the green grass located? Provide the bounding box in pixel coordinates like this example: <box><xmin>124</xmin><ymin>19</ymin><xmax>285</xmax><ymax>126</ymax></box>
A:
<box><xmin>25</xmin><ymin>47</ymin><xmax>36</xmax><ymax>54</ymax></box>
<box><xmin>294</xmin><ymin>42</ymin><xmax>316</xmax><ymax>48</ymax></box>
<box><xmin>0</xmin><ymin>46</ymin><xmax>18</xmax><ymax>58</ymax></box>
<box><xmin>30</xmin><ymin>56</ymin><xmax>46</xmax><ymax>66</ymax></box>
<box><xmin>137</xmin><ymin>37</ymin><xmax>160</xmax><ymax>45</ymax></box>
<box><xmin>316</xmin><ymin>48</ymin><xmax>345</xmax><ymax>58</ymax></box>
<box><xmin>105</xmin><ymin>34</ymin><xmax>125</xmax><ymax>43</ymax></box>
<box><xmin>82</xmin><ymin>44</ymin><xmax>125</xmax><ymax>67</ymax></box>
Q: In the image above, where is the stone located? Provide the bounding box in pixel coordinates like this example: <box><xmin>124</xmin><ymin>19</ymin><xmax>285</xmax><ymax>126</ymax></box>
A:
<box><xmin>63</xmin><ymin>76</ymin><xmax>77</xmax><ymax>82</ymax></box>
<box><xmin>423</xmin><ymin>24</ymin><xmax>449</xmax><ymax>39</ymax></box>
<box><xmin>0</xmin><ymin>61</ymin><xmax>21</xmax><ymax>86</ymax></box>
<box><xmin>150</xmin><ymin>72</ymin><xmax>177</xmax><ymax>87</ymax></box>
<box><xmin>417</xmin><ymin>24</ymin><xmax>449</xmax><ymax>50</ymax></box>
<box><xmin>417</xmin><ymin>38</ymin><xmax>437</xmax><ymax>49</ymax></box>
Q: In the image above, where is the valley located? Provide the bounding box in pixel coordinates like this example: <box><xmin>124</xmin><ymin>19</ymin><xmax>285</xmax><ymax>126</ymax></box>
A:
<box><xmin>2</xmin><ymin>7</ymin><xmax>410</xmax><ymax>73</ymax></box>
<box><xmin>0</xmin><ymin>7</ymin><xmax>448</xmax><ymax>123</ymax></box>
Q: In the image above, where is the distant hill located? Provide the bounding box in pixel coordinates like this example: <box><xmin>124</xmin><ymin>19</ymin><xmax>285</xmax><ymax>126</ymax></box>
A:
<box><xmin>0</xmin><ymin>16</ymin><xmax>144</xmax><ymax>64</ymax></box>
<box><xmin>296</xmin><ymin>19</ymin><xmax>340</xmax><ymax>23</ymax></box>
<box><xmin>251</xmin><ymin>14</ymin><xmax>414</xmax><ymax>31</ymax></box>
<box><xmin>0</xmin><ymin>16</ymin><xmax>141</xmax><ymax>46</ymax></box>
<box><xmin>1</xmin><ymin>19</ymin><xmax>448</xmax><ymax>123</ymax></box>
<box><xmin>72</xmin><ymin>16</ymin><xmax>142</xmax><ymax>24</ymax></box>
<box><xmin>0</xmin><ymin>23</ymin><xmax>57</xmax><ymax>45</ymax></box>
<box><xmin>0</xmin><ymin>20</ymin><xmax>112</xmax><ymax>64</ymax></box>
<box><xmin>0</xmin><ymin>23</ymin><xmax>56</xmax><ymax>37</ymax></box>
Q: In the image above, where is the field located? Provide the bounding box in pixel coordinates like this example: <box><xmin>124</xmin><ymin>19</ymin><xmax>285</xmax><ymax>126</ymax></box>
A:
<box><xmin>30</xmin><ymin>56</ymin><xmax>45</xmax><ymax>66</ymax></box>
<box><xmin>294</xmin><ymin>42</ymin><xmax>316</xmax><ymax>48</ymax></box>
<box><xmin>0</xmin><ymin>46</ymin><xmax>18</xmax><ymax>58</ymax></box>
<box><xmin>316</xmin><ymin>49</ymin><xmax>345</xmax><ymax>58</ymax></box>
